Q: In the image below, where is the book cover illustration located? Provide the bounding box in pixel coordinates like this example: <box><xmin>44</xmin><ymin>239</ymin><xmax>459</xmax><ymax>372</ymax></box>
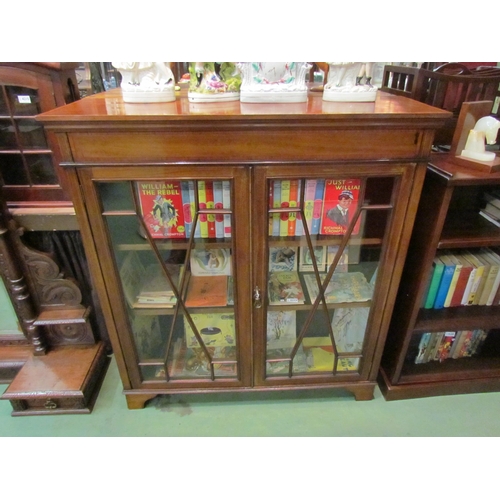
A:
<box><xmin>130</xmin><ymin>311</ymin><xmax>163</xmax><ymax>360</ymax></box>
<box><xmin>319</xmin><ymin>178</ymin><xmax>362</xmax><ymax>236</ymax></box>
<box><xmin>311</xmin><ymin>179</ymin><xmax>325</xmax><ymax>235</ymax></box>
<box><xmin>303</xmin><ymin>272</ymin><xmax>373</xmax><ymax>304</ymax></box>
<box><xmin>185</xmin><ymin>275</ymin><xmax>228</xmax><ymax>307</ymax></box>
<box><xmin>299</xmin><ymin>246</ymin><xmax>326</xmax><ymax>272</ymax></box>
<box><xmin>268</xmin><ymin>271</ymin><xmax>305</xmax><ymax>305</ymax></box>
<box><xmin>326</xmin><ymin>245</ymin><xmax>349</xmax><ymax>273</ymax></box>
<box><xmin>415</xmin><ymin>332</ymin><xmax>432</xmax><ymax>364</ymax></box>
<box><xmin>181</xmin><ymin>181</ymin><xmax>193</xmax><ymax>238</ymax></box>
<box><xmin>190</xmin><ymin>248</ymin><xmax>232</xmax><ymax>276</ymax></box>
<box><xmin>267</xmin><ymin>310</ymin><xmax>297</xmax><ymax>349</ymax></box>
<box><xmin>269</xmin><ymin>247</ymin><xmax>298</xmax><ymax>272</ymax></box>
<box><xmin>184</xmin><ymin>312</ymin><xmax>236</xmax><ymax>348</ymax></box>
<box><xmin>137</xmin><ymin>181</ymin><xmax>186</xmax><ymax>238</ymax></box>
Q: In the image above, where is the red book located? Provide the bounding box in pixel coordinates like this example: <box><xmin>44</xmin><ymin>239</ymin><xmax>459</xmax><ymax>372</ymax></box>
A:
<box><xmin>288</xmin><ymin>179</ymin><xmax>298</xmax><ymax>236</ymax></box>
<box><xmin>449</xmin><ymin>254</ymin><xmax>474</xmax><ymax>307</ymax></box>
<box><xmin>205</xmin><ymin>181</ymin><xmax>216</xmax><ymax>238</ymax></box>
<box><xmin>137</xmin><ymin>180</ymin><xmax>186</xmax><ymax>238</ymax></box>
<box><xmin>319</xmin><ymin>179</ymin><xmax>362</xmax><ymax>236</ymax></box>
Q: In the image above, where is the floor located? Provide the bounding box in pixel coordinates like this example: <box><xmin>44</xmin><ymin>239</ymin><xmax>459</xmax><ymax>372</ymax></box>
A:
<box><xmin>1</xmin><ymin>354</ymin><xmax>500</xmax><ymax>437</ymax></box>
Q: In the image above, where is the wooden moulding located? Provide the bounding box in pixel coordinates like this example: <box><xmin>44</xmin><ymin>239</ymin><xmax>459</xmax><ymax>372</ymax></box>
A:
<box><xmin>450</xmin><ymin>100</ymin><xmax>500</xmax><ymax>173</ymax></box>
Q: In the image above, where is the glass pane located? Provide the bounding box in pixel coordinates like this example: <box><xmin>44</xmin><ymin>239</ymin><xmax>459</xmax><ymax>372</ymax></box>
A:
<box><xmin>17</xmin><ymin>119</ymin><xmax>48</xmax><ymax>149</ymax></box>
<box><xmin>0</xmin><ymin>154</ymin><xmax>28</xmax><ymax>184</ymax></box>
<box><xmin>6</xmin><ymin>86</ymin><xmax>41</xmax><ymax>116</ymax></box>
<box><xmin>101</xmin><ymin>178</ymin><xmax>237</xmax><ymax>383</ymax></box>
<box><xmin>25</xmin><ymin>154</ymin><xmax>56</xmax><ymax>184</ymax></box>
<box><xmin>266</xmin><ymin>176</ymin><xmax>391</xmax><ymax>377</ymax></box>
<box><xmin>0</xmin><ymin>119</ymin><xmax>17</xmax><ymax>150</ymax></box>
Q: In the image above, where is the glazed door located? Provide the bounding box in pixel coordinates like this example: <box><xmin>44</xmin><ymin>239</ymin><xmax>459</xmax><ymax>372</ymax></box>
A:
<box><xmin>78</xmin><ymin>165</ymin><xmax>252</xmax><ymax>390</ymax></box>
<box><xmin>252</xmin><ymin>163</ymin><xmax>417</xmax><ymax>386</ymax></box>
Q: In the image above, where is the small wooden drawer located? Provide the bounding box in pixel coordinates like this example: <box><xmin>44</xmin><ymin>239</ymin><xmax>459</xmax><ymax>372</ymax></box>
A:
<box><xmin>1</xmin><ymin>342</ymin><xmax>109</xmax><ymax>416</ymax></box>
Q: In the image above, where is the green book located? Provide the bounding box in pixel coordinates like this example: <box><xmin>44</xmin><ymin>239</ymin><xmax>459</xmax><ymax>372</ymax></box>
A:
<box><xmin>424</xmin><ymin>257</ymin><xmax>445</xmax><ymax>309</ymax></box>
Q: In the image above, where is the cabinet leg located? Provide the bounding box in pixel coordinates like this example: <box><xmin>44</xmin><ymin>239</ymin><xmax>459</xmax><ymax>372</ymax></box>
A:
<box><xmin>350</xmin><ymin>385</ymin><xmax>375</xmax><ymax>401</ymax></box>
<box><xmin>126</xmin><ymin>393</ymin><xmax>156</xmax><ymax>410</ymax></box>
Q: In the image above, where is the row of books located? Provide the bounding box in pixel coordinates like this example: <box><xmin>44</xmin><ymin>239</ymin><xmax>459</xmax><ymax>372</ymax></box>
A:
<box><xmin>414</xmin><ymin>329</ymin><xmax>488</xmax><ymax>364</ymax></box>
<box><xmin>423</xmin><ymin>248</ymin><xmax>500</xmax><ymax>309</ymax></box>
<box><xmin>268</xmin><ymin>178</ymin><xmax>362</xmax><ymax>237</ymax></box>
<box><xmin>268</xmin><ymin>270</ymin><xmax>374</xmax><ymax>306</ymax></box>
<box><xmin>137</xmin><ymin>180</ymin><xmax>232</xmax><ymax>239</ymax></box>
<box><xmin>479</xmin><ymin>189</ymin><xmax>500</xmax><ymax>228</ymax></box>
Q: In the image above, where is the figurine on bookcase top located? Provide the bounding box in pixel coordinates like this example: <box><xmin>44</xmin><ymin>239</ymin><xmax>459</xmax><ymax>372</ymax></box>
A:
<box><xmin>323</xmin><ymin>62</ymin><xmax>377</xmax><ymax>102</ymax></box>
<box><xmin>188</xmin><ymin>62</ymin><xmax>241</xmax><ymax>102</ymax></box>
<box><xmin>238</xmin><ymin>62</ymin><xmax>312</xmax><ymax>103</ymax></box>
<box><xmin>111</xmin><ymin>62</ymin><xmax>176</xmax><ymax>103</ymax></box>
<box><xmin>460</xmin><ymin>115</ymin><xmax>500</xmax><ymax>162</ymax></box>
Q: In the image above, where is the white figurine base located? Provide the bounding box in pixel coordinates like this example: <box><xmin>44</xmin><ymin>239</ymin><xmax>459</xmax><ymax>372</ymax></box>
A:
<box><xmin>122</xmin><ymin>87</ymin><xmax>176</xmax><ymax>103</ymax></box>
<box><xmin>240</xmin><ymin>90</ymin><xmax>308</xmax><ymax>103</ymax></box>
<box><xmin>323</xmin><ymin>86</ymin><xmax>377</xmax><ymax>102</ymax></box>
<box><xmin>188</xmin><ymin>92</ymin><xmax>240</xmax><ymax>103</ymax></box>
<box><xmin>460</xmin><ymin>149</ymin><xmax>496</xmax><ymax>162</ymax></box>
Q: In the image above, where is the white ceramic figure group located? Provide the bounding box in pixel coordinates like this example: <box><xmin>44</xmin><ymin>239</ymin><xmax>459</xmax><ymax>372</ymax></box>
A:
<box><xmin>112</xmin><ymin>62</ymin><xmax>379</xmax><ymax>104</ymax></box>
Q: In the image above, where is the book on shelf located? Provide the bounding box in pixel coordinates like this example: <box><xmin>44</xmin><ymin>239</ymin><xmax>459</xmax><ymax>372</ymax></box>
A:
<box><xmin>479</xmin><ymin>209</ymin><xmax>500</xmax><ymax>228</ymax></box>
<box><xmin>271</xmin><ymin>180</ymin><xmax>281</xmax><ymax>237</ymax></box>
<box><xmin>303</xmin><ymin>179</ymin><xmax>316</xmax><ymax>235</ymax></box>
<box><xmin>269</xmin><ymin>247</ymin><xmax>298</xmax><ymax>272</ymax></box>
<box><xmin>330</xmin><ymin>306</ymin><xmax>368</xmax><ymax>354</ymax></box>
<box><xmin>311</xmin><ymin>179</ymin><xmax>325</xmax><ymax>235</ymax></box>
<box><xmin>213</xmin><ymin>180</ymin><xmax>225</xmax><ymax>238</ymax></box>
<box><xmin>181</xmin><ymin>181</ymin><xmax>193</xmax><ymax>238</ymax></box>
<box><xmin>288</xmin><ymin>179</ymin><xmax>299</xmax><ymax>236</ymax></box>
<box><xmin>449</xmin><ymin>254</ymin><xmax>475</xmax><ymax>307</ymax></box>
<box><xmin>197</xmin><ymin>180</ymin><xmax>208</xmax><ymax>238</ymax></box>
<box><xmin>190</xmin><ymin>181</ymin><xmax>201</xmax><ymax>238</ymax></box>
<box><xmin>205</xmin><ymin>180</ymin><xmax>216</xmax><ymax>238</ymax></box>
<box><xmin>303</xmin><ymin>272</ymin><xmax>373</xmax><ymax>304</ymax></box>
<box><xmin>480</xmin><ymin>248</ymin><xmax>500</xmax><ymax>305</ymax></box>
<box><xmin>441</xmin><ymin>253</ymin><xmax>462</xmax><ymax>308</ymax></box>
<box><xmin>319</xmin><ymin>178</ymin><xmax>362</xmax><ymax>236</ymax></box>
<box><xmin>190</xmin><ymin>248</ymin><xmax>232</xmax><ymax>276</ymax></box>
<box><xmin>222</xmin><ymin>180</ymin><xmax>232</xmax><ymax>238</ymax></box>
<box><xmin>432</xmin><ymin>256</ymin><xmax>455</xmax><ymax>309</ymax></box>
<box><xmin>268</xmin><ymin>271</ymin><xmax>305</xmax><ymax>305</ymax></box>
<box><xmin>130</xmin><ymin>311</ymin><xmax>163</xmax><ymax>359</ymax></box>
<box><xmin>483</xmin><ymin>190</ymin><xmax>500</xmax><ymax>210</ymax></box>
<box><xmin>436</xmin><ymin>331</ymin><xmax>456</xmax><ymax>362</ymax></box>
<box><xmin>295</xmin><ymin>181</ymin><xmax>303</xmax><ymax>236</ymax></box>
<box><xmin>227</xmin><ymin>276</ymin><xmax>234</xmax><ymax>305</ymax></box>
<box><xmin>136</xmin><ymin>180</ymin><xmax>186</xmax><ymax>239</ymax></box>
<box><xmin>184</xmin><ymin>312</ymin><xmax>236</xmax><ymax>348</ymax></box>
<box><xmin>473</xmin><ymin>249</ymin><xmax>497</xmax><ymax>305</ymax></box>
<box><xmin>119</xmin><ymin>251</ymin><xmax>181</xmax><ymax>309</ymax></box>
<box><xmin>424</xmin><ymin>257</ymin><xmax>445</xmax><ymax>309</ymax></box>
<box><xmin>415</xmin><ymin>332</ymin><xmax>432</xmax><ymax>364</ymax></box>
<box><xmin>460</xmin><ymin>250</ymin><xmax>487</xmax><ymax>305</ymax></box>
<box><xmin>483</xmin><ymin>201</ymin><xmax>500</xmax><ymax>220</ymax></box>
<box><xmin>326</xmin><ymin>245</ymin><xmax>349</xmax><ymax>273</ymax></box>
<box><xmin>185</xmin><ymin>275</ymin><xmax>228</xmax><ymax>307</ymax></box>
<box><xmin>299</xmin><ymin>246</ymin><xmax>326</xmax><ymax>272</ymax></box>
<box><xmin>267</xmin><ymin>310</ymin><xmax>297</xmax><ymax>349</ymax></box>
<box><xmin>279</xmin><ymin>179</ymin><xmax>290</xmax><ymax>237</ymax></box>
<box><xmin>268</xmin><ymin>181</ymin><xmax>274</xmax><ymax>236</ymax></box>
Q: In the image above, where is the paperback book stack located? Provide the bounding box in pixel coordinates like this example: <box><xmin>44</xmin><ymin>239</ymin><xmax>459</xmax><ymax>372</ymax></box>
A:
<box><xmin>479</xmin><ymin>190</ymin><xmax>500</xmax><ymax>228</ymax></box>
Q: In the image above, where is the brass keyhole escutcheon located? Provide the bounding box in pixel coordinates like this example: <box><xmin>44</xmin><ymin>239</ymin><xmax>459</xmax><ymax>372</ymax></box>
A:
<box><xmin>44</xmin><ymin>399</ymin><xmax>57</xmax><ymax>410</ymax></box>
<box><xmin>253</xmin><ymin>286</ymin><xmax>262</xmax><ymax>308</ymax></box>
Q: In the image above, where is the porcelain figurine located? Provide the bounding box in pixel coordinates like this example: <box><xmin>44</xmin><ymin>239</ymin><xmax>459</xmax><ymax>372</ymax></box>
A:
<box><xmin>111</xmin><ymin>62</ymin><xmax>176</xmax><ymax>103</ymax></box>
<box><xmin>187</xmin><ymin>63</ymin><xmax>241</xmax><ymax>102</ymax></box>
<box><xmin>460</xmin><ymin>115</ymin><xmax>500</xmax><ymax>162</ymax></box>
<box><xmin>323</xmin><ymin>62</ymin><xmax>377</xmax><ymax>102</ymax></box>
<box><xmin>238</xmin><ymin>62</ymin><xmax>311</xmax><ymax>103</ymax></box>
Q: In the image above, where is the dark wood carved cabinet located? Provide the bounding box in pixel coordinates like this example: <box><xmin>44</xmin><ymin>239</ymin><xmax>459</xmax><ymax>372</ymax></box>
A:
<box><xmin>37</xmin><ymin>89</ymin><xmax>448</xmax><ymax>409</ymax></box>
<box><xmin>379</xmin><ymin>154</ymin><xmax>500</xmax><ymax>400</ymax></box>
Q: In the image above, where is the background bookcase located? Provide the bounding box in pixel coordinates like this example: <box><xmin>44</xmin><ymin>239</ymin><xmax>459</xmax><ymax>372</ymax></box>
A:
<box><xmin>379</xmin><ymin>154</ymin><xmax>500</xmax><ymax>400</ymax></box>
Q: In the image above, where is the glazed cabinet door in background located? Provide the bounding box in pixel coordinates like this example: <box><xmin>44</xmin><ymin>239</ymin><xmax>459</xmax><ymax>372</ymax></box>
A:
<box><xmin>77</xmin><ymin>165</ymin><xmax>252</xmax><ymax>392</ymax></box>
<box><xmin>252</xmin><ymin>163</ymin><xmax>419</xmax><ymax>390</ymax></box>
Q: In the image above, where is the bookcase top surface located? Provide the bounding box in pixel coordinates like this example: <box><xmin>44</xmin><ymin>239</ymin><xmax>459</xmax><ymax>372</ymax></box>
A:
<box><xmin>36</xmin><ymin>88</ymin><xmax>451</xmax><ymax>127</ymax></box>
